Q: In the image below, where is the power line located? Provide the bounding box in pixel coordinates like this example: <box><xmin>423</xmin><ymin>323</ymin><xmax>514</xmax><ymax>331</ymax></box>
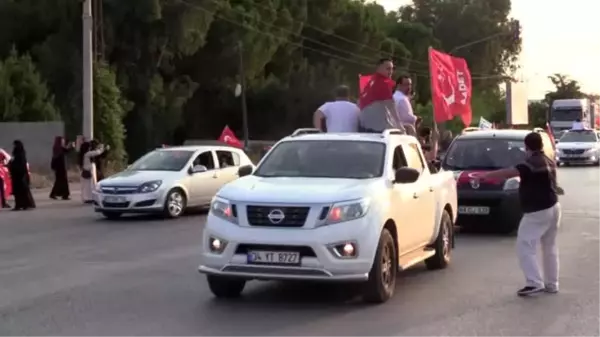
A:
<box><xmin>177</xmin><ymin>0</ymin><xmax>505</xmax><ymax>81</ymax></box>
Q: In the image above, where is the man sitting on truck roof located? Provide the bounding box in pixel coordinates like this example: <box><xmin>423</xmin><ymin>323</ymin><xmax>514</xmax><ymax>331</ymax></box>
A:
<box><xmin>572</xmin><ymin>119</ymin><xmax>584</xmax><ymax>130</ymax></box>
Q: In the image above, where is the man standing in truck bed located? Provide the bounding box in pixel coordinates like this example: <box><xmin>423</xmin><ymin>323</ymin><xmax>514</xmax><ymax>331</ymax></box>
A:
<box><xmin>358</xmin><ymin>58</ymin><xmax>404</xmax><ymax>133</ymax></box>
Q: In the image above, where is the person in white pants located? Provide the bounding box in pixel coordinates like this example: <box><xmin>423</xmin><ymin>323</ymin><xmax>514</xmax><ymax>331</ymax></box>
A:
<box><xmin>472</xmin><ymin>132</ymin><xmax>563</xmax><ymax>296</ymax></box>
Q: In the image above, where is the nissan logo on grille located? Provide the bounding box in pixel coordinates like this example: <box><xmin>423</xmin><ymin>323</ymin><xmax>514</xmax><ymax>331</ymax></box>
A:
<box><xmin>267</xmin><ymin>209</ymin><xmax>285</xmax><ymax>224</ymax></box>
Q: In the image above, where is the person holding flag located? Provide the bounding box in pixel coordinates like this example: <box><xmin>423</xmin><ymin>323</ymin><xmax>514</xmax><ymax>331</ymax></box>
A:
<box><xmin>358</xmin><ymin>58</ymin><xmax>404</xmax><ymax>133</ymax></box>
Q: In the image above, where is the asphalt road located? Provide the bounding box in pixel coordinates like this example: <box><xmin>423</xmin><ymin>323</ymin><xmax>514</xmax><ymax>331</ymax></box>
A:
<box><xmin>0</xmin><ymin>167</ymin><xmax>598</xmax><ymax>336</ymax></box>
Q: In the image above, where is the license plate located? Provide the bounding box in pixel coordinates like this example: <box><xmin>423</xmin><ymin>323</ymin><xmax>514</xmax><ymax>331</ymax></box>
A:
<box><xmin>104</xmin><ymin>196</ymin><xmax>126</xmax><ymax>203</ymax></box>
<box><xmin>458</xmin><ymin>206</ymin><xmax>490</xmax><ymax>215</ymax></box>
<box><xmin>247</xmin><ymin>251</ymin><xmax>300</xmax><ymax>265</ymax></box>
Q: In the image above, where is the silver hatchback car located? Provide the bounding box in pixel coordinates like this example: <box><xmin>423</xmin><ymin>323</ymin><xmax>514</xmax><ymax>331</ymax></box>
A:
<box><xmin>93</xmin><ymin>145</ymin><xmax>254</xmax><ymax>219</ymax></box>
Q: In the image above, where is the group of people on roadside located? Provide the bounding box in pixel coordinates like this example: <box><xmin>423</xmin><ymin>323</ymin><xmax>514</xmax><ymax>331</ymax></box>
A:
<box><xmin>0</xmin><ymin>136</ymin><xmax>109</xmax><ymax>211</ymax></box>
<box><xmin>312</xmin><ymin>57</ymin><xmax>453</xmax><ymax>165</ymax></box>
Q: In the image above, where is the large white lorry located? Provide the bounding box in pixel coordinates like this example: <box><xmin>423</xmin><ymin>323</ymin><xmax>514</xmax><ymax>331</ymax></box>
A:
<box><xmin>198</xmin><ymin>128</ymin><xmax>458</xmax><ymax>303</ymax></box>
<box><xmin>550</xmin><ymin>98</ymin><xmax>599</xmax><ymax>134</ymax></box>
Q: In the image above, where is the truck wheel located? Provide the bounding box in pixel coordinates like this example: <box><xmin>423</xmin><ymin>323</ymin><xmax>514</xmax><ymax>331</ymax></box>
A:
<box><xmin>102</xmin><ymin>212</ymin><xmax>122</xmax><ymax>220</ymax></box>
<box><xmin>362</xmin><ymin>228</ymin><xmax>397</xmax><ymax>303</ymax></box>
<box><xmin>163</xmin><ymin>188</ymin><xmax>186</xmax><ymax>218</ymax></box>
<box><xmin>425</xmin><ymin>210</ymin><xmax>452</xmax><ymax>270</ymax></box>
<box><xmin>207</xmin><ymin>275</ymin><xmax>246</xmax><ymax>298</ymax></box>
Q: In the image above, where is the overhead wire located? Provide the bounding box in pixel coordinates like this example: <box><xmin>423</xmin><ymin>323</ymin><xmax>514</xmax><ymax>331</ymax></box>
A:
<box><xmin>177</xmin><ymin>0</ymin><xmax>506</xmax><ymax>81</ymax></box>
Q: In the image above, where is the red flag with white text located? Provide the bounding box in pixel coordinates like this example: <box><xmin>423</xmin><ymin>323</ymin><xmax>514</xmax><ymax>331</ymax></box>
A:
<box><xmin>429</xmin><ymin>48</ymin><xmax>473</xmax><ymax>126</ymax></box>
<box><xmin>218</xmin><ymin>125</ymin><xmax>243</xmax><ymax>148</ymax></box>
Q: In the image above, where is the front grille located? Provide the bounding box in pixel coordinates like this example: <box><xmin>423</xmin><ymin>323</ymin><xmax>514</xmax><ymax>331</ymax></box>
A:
<box><xmin>100</xmin><ymin>186</ymin><xmax>138</xmax><ymax>195</ymax></box>
<box><xmin>458</xmin><ymin>198</ymin><xmax>501</xmax><ymax>208</ymax></box>
<box><xmin>457</xmin><ymin>182</ymin><xmax>502</xmax><ymax>191</ymax></box>
<box><xmin>102</xmin><ymin>201</ymin><xmax>130</xmax><ymax>208</ymax></box>
<box><xmin>235</xmin><ymin>244</ymin><xmax>316</xmax><ymax>257</ymax></box>
<box><xmin>246</xmin><ymin>205</ymin><xmax>309</xmax><ymax>227</ymax></box>
<box><xmin>563</xmin><ymin>149</ymin><xmax>585</xmax><ymax>155</ymax></box>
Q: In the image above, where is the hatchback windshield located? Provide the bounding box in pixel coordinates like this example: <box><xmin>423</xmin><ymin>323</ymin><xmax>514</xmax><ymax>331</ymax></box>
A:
<box><xmin>129</xmin><ymin>150</ymin><xmax>194</xmax><ymax>171</ymax></box>
<box><xmin>254</xmin><ymin>140</ymin><xmax>385</xmax><ymax>179</ymax></box>
<box><xmin>442</xmin><ymin>138</ymin><xmax>526</xmax><ymax>170</ymax></box>
<box><xmin>559</xmin><ymin>130</ymin><xmax>597</xmax><ymax>143</ymax></box>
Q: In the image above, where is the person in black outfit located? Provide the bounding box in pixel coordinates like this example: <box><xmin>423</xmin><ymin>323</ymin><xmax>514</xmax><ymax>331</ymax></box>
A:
<box><xmin>50</xmin><ymin>136</ymin><xmax>74</xmax><ymax>200</ymax></box>
<box><xmin>91</xmin><ymin>139</ymin><xmax>109</xmax><ymax>181</ymax></box>
<box><xmin>8</xmin><ymin>140</ymin><xmax>35</xmax><ymax>211</ymax></box>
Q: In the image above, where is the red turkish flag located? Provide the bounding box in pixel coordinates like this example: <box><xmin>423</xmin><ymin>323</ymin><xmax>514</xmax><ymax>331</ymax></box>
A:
<box><xmin>429</xmin><ymin>47</ymin><xmax>473</xmax><ymax>126</ymax></box>
<box><xmin>218</xmin><ymin>125</ymin><xmax>243</xmax><ymax>148</ymax></box>
<box><xmin>359</xmin><ymin>74</ymin><xmax>372</xmax><ymax>94</ymax></box>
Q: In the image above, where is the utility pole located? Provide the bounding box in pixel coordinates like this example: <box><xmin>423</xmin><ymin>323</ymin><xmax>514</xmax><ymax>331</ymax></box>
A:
<box><xmin>82</xmin><ymin>0</ymin><xmax>94</xmax><ymax>140</ymax></box>
<box><xmin>238</xmin><ymin>41</ymin><xmax>249</xmax><ymax>150</ymax></box>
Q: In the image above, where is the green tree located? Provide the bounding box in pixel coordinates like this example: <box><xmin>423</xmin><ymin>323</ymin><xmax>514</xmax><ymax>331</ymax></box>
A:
<box><xmin>93</xmin><ymin>62</ymin><xmax>131</xmax><ymax>166</ymax></box>
<box><xmin>0</xmin><ymin>48</ymin><xmax>59</xmax><ymax>122</ymax></box>
<box><xmin>544</xmin><ymin>73</ymin><xmax>586</xmax><ymax>104</ymax></box>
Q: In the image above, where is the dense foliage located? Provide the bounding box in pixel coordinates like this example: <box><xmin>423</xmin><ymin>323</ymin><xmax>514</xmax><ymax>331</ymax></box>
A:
<box><xmin>2</xmin><ymin>0</ymin><xmax>578</xmax><ymax>161</ymax></box>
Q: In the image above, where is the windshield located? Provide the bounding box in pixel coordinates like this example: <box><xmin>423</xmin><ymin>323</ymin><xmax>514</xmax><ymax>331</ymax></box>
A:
<box><xmin>551</xmin><ymin>108</ymin><xmax>581</xmax><ymax>121</ymax></box>
<box><xmin>129</xmin><ymin>150</ymin><xmax>194</xmax><ymax>171</ymax></box>
<box><xmin>442</xmin><ymin>138</ymin><xmax>526</xmax><ymax>170</ymax></box>
<box><xmin>559</xmin><ymin>131</ymin><xmax>597</xmax><ymax>143</ymax></box>
<box><xmin>254</xmin><ymin>140</ymin><xmax>385</xmax><ymax>179</ymax></box>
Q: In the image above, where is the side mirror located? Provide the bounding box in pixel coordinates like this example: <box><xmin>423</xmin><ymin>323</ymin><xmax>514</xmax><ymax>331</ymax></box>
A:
<box><xmin>237</xmin><ymin>165</ymin><xmax>253</xmax><ymax>177</ymax></box>
<box><xmin>189</xmin><ymin>165</ymin><xmax>207</xmax><ymax>174</ymax></box>
<box><xmin>394</xmin><ymin>167</ymin><xmax>420</xmax><ymax>184</ymax></box>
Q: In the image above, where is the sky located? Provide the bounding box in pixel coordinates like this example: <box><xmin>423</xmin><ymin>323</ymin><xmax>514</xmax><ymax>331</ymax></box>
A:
<box><xmin>375</xmin><ymin>0</ymin><xmax>600</xmax><ymax>99</ymax></box>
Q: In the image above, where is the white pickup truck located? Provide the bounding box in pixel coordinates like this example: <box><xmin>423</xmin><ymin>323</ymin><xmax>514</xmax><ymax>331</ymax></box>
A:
<box><xmin>198</xmin><ymin>129</ymin><xmax>458</xmax><ymax>303</ymax></box>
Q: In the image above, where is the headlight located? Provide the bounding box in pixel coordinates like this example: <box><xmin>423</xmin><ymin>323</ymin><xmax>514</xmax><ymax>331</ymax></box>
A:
<box><xmin>137</xmin><ymin>180</ymin><xmax>162</xmax><ymax>193</ymax></box>
<box><xmin>210</xmin><ymin>197</ymin><xmax>237</xmax><ymax>224</ymax></box>
<box><xmin>325</xmin><ymin>198</ymin><xmax>370</xmax><ymax>225</ymax></box>
<box><xmin>503</xmin><ymin>177</ymin><xmax>520</xmax><ymax>190</ymax></box>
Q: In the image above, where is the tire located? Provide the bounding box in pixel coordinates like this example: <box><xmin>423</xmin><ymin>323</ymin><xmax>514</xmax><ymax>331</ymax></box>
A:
<box><xmin>163</xmin><ymin>188</ymin><xmax>187</xmax><ymax>218</ymax></box>
<box><xmin>207</xmin><ymin>275</ymin><xmax>246</xmax><ymax>298</ymax></box>
<box><xmin>102</xmin><ymin>212</ymin><xmax>122</xmax><ymax>220</ymax></box>
<box><xmin>362</xmin><ymin>228</ymin><xmax>397</xmax><ymax>304</ymax></box>
<box><xmin>425</xmin><ymin>210</ymin><xmax>452</xmax><ymax>270</ymax></box>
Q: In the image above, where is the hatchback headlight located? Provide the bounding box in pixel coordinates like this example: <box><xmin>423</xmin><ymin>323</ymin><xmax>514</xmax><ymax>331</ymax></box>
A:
<box><xmin>210</xmin><ymin>197</ymin><xmax>237</xmax><ymax>224</ymax></box>
<box><xmin>503</xmin><ymin>177</ymin><xmax>520</xmax><ymax>190</ymax></box>
<box><xmin>325</xmin><ymin>198</ymin><xmax>370</xmax><ymax>225</ymax></box>
<box><xmin>138</xmin><ymin>180</ymin><xmax>162</xmax><ymax>193</ymax></box>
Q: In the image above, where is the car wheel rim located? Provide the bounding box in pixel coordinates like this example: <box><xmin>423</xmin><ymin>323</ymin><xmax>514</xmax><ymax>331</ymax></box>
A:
<box><xmin>168</xmin><ymin>192</ymin><xmax>183</xmax><ymax>216</ymax></box>
<box><xmin>442</xmin><ymin>221</ymin><xmax>450</xmax><ymax>260</ymax></box>
<box><xmin>381</xmin><ymin>241</ymin><xmax>394</xmax><ymax>289</ymax></box>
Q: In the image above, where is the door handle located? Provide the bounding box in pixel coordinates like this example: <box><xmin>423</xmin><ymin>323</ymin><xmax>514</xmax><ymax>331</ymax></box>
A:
<box><xmin>413</xmin><ymin>193</ymin><xmax>419</xmax><ymax>199</ymax></box>
<box><xmin>429</xmin><ymin>187</ymin><xmax>434</xmax><ymax>192</ymax></box>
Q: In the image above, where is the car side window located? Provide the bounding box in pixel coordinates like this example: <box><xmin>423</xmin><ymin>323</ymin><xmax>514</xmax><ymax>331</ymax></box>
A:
<box><xmin>216</xmin><ymin>150</ymin><xmax>239</xmax><ymax>168</ymax></box>
<box><xmin>192</xmin><ymin>151</ymin><xmax>215</xmax><ymax>170</ymax></box>
<box><xmin>403</xmin><ymin>143</ymin><xmax>425</xmax><ymax>173</ymax></box>
<box><xmin>391</xmin><ymin>145</ymin><xmax>408</xmax><ymax>170</ymax></box>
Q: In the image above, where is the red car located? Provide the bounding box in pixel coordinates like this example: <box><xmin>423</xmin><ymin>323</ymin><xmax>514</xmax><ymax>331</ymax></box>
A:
<box><xmin>0</xmin><ymin>149</ymin><xmax>12</xmax><ymax>196</ymax></box>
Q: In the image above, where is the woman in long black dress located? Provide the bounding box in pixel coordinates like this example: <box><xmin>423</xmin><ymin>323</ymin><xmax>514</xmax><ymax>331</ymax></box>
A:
<box><xmin>50</xmin><ymin>136</ymin><xmax>73</xmax><ymax>200</ymax></box>
<box><xmin>8</xmin><ymin>140</ymin><xmax>35</xmax><ymax>210</ymax></box>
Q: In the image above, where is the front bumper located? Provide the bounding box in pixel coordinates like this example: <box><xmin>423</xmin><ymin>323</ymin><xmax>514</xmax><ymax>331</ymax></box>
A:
<box><xmin>457</xmin><ymin>190</ymin><xmax>521</xmax><ymax>228</ymax></box>
<box><xmin>557</xmin><ymin>153</ymin><xmax>598</xmax><ymax>164</ymax></box>
<box><xmin>93</xmin><ymin>189</ymin><xmax>167</xmax><ymax>213</ymax></box>
<box><xmin>198</xmin><ymin>214</ymin><xmax>378</xmax><ymax>282</ymax></box>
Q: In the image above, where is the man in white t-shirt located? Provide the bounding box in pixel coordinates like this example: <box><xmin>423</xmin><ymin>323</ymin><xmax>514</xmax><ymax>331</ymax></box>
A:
<box><xmin>571</xmin><ymin>119</ymin><xmax>584</xmax><ymax>130</ymax></box>
<box><xmin>313</xmin><ymin>85</ymin><xmax>360</xmax><ymax>133</ymax></box>
<box><xmin>393</xmin><ymin>75</ymin><xmax>419</xmax><ymax>136</ymax></box>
